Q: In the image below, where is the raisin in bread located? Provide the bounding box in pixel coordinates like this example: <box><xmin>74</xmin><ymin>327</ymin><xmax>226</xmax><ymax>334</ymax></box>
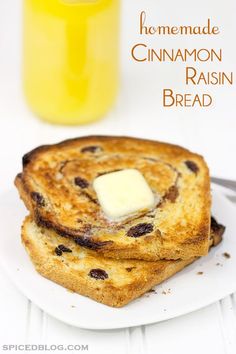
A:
<box><xmin>22</xmin><ymin>216</ymin><xmax>224</xmax><ymax>307</ymax></box>
<box><xmin>15</xmin><ymin>136</ymin><xmax>211</xmax><ymax>261</ymax></box>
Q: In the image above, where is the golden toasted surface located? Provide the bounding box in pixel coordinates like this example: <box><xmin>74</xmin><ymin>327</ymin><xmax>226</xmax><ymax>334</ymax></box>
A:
<box><xmin>22</xmin><ymin>216</ymin><xmax>224</xmax><ymax>307</ymax></box>
<box><xmin>16</xmin><ymin>136</ymin><xmax>211</xmax><ymax>261</ymax></box>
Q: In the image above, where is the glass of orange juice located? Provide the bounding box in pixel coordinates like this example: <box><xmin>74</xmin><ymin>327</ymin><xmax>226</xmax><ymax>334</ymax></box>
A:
<box><xmin>23</xmin><ymin>0</ymin><xmax>120</xmax><ymax>125</ymax></box>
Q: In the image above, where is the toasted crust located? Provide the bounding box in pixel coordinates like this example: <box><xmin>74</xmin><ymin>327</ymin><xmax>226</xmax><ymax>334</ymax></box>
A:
<box><xmin>21</xmin><ymin>216</ymin><xmax>223</xmax><ymax>307</ymax></box>
<box><xmin>15</xmin><ymin>136</ymin><xmax>211</xmax><ymax>261</ymax></box>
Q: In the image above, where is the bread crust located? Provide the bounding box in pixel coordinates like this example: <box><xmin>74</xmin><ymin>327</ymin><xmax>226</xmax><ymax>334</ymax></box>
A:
<box><xmin>15</xmin><ymin>136</ymin><xmax>211</xmax><ymax>261</ymax></box>
<box><xmin>22</xmin><ymin>216</ymin><xmax>223</xmax><ymax>307</ymax></box>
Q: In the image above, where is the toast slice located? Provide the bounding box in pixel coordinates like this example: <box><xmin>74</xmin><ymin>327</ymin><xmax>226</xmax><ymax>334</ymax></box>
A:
<box><xmin>21</xmin><ymin>216</ymin><xmax>224</xmax><ymax>307</ymax></box>
<box><xmin>16</xmin><ymin>136</ymin><xmax>211</xmax><ymax>261</ymax></box>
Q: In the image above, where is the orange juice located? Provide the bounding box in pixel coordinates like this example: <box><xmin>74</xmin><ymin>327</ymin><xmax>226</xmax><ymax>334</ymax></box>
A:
<box><xmin>23</xmin><ymin>0</ymin><xmax>120</xmax><ymax>125</ymax></box>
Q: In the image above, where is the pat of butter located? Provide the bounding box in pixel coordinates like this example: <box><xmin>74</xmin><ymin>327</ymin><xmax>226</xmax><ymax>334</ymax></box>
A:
<box><xmin>93</xmin><ymin>169</ymin><xmax>156</xmax><ymax>220</ymax></box>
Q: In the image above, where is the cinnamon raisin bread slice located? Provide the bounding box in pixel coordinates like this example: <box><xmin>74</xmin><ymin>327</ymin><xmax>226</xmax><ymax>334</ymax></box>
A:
<box><xmin>22</xmin><ymin>216</ymin><xmax>224</xmax><ymax>307</ymax></box>
<box><xmin>16</xmin><ymin>136</ymin><xmax>211</xmax><ymax>261</ymax></box>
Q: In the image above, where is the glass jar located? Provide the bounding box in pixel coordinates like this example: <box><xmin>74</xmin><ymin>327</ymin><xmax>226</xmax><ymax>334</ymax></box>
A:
<box><xmin>23</xmin><ymin>0</ymin><xmax>120</xmax><ymax>125</ymax></box>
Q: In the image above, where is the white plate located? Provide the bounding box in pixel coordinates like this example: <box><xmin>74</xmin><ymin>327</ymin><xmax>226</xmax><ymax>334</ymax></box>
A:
<box><xmin>0</xmin><ymin>187</ymin><xmax>235</xmax><ymax>330</ymax></box>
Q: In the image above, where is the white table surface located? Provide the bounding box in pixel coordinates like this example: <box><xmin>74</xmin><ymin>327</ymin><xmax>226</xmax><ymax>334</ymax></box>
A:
<box><xmin>0</xmin><ymin>1</ymin><xmax>236</xmax><ymax>353</ymax></box>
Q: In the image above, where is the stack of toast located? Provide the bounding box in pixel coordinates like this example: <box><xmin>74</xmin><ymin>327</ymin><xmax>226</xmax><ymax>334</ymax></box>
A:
<box><xmin>15</xmin><ymin>136</ymin><xmax>225</xmax><ymax>307</ymax></box>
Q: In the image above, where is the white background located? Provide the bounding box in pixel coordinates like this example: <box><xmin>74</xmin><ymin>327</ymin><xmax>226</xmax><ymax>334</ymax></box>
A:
<box><xmin>0</xmin><ymin>0</ymin><xmax>236</xmax><ymax>353</ymax></box>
